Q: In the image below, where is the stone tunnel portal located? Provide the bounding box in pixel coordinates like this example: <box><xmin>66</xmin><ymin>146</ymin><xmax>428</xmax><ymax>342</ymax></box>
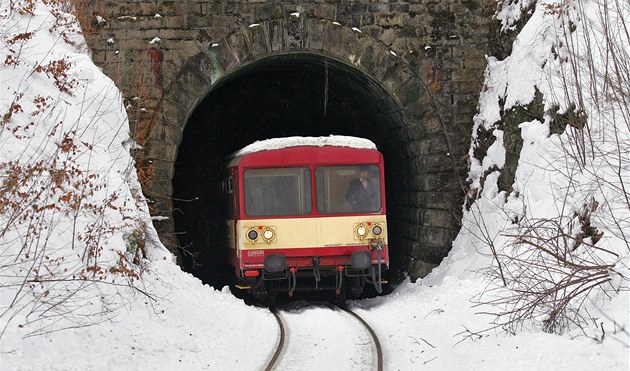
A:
<box><xmin>80</xmin><ymin>0</ymin><xmax>487</xmax><ymax>297</ymax></box>
<box><xmin>172</xmin><ymin>53</ymin><xmax>411</xmax><ymax>289</ymax></box>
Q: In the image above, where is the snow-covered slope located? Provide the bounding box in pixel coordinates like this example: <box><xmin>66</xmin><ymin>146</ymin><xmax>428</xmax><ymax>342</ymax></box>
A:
<box><xmin>0</xmin><ymin>0</ymin><xmax>169</xmax><ymax>339</ymax></box>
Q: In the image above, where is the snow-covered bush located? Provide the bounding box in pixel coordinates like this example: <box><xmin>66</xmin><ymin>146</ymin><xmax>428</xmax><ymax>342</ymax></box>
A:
<box><xmin>0</xmin><ymin>0</ymin><xmax>167</xmax><ymax>338</ymax></box>
<box><xmin>465</xmin><ymin>0</ymin><xmax>629</xmax><ymax>338</ymax></box>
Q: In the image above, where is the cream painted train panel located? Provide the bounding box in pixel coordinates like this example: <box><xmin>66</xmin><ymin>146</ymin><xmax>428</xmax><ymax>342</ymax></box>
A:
<box><xmin>236</xmin><ymin>215</ymin><xmax>387</xmax><ymax>250</ymax></box>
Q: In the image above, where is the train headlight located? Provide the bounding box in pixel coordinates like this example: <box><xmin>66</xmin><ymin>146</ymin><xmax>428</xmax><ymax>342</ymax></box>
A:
<box><xmin>247</xmin><ymin>228</ymin><xmax>259</xmax><ymax>242</ymax></box>
<box><xmin>355</xmin><ymin>224</ymin><xmax>369</xmax><ymax>238</ymax></box>
<box><xmin>262</xmin><ymin>228</ymin><xmax>275</xmax><ymax>242</ymax></box>
<box><xmin>372</xmin><ymin>224</ymin><xmax>383</xmax><ymax>236</ymax></box>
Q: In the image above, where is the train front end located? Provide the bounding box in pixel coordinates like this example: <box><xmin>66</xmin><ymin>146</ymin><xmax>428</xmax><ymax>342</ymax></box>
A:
<box><xmin>225</xmin><ymin>139</ymin><xmax>389</xmax><ymax>305</ymax></box>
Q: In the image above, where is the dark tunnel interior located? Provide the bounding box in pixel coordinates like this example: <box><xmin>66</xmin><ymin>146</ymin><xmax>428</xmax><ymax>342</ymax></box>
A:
<box><xmin>172</xmin><ymin>53</ymin><xmax>409</xmax><ymax>293</ymax></box>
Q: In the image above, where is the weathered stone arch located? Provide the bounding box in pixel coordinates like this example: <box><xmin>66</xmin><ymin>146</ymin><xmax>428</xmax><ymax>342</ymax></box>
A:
<box><xmin>141</xmin><ymin>15</ymin><xmax>455</xmax><ymax>279</ymax></box>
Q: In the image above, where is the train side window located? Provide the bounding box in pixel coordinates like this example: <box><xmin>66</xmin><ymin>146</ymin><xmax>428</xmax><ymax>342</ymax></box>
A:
<box><xmin>222</xmin><ymin>177</ymin><xmax>234</xmax><ymax>218</ymax></box>
<box><xmin>315</xmin><ymin>165</ymin><xmax>381</xmax><ymax>214</ymax></box>
<box><xmin>244</xmin><ymin>167</ymin><xmax>312</xmax><ymax>216</ymax></box>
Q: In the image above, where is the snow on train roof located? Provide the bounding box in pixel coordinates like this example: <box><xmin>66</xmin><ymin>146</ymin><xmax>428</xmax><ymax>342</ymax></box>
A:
<box><xmin>231</xmin><ymin>135</ymin><xmax>377</xmax><ymax>157</ymax></box>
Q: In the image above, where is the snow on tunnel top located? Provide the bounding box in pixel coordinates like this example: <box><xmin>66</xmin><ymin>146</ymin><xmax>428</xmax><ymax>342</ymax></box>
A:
<box><xmin>231</xmin><ymin>135</ymin><xmax>377</xmax><ymax>157</ymax></box>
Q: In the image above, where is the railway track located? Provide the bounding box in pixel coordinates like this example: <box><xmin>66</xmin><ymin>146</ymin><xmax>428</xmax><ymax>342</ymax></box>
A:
<box><xmin>266</xmin><ymin>308</ymin><xmax>285</xmax><ymax>371</ymax></box>
<box><xmin>266</xmin><ymin>303</ymin><xmax>382</xmax><ymax>371</ymax></box>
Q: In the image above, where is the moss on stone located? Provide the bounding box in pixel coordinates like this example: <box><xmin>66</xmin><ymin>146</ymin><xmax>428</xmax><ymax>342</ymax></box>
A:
<box><xmin>487</xmin><ymin>1</ymin><xmax>536</xmax><ymax>60</ymax></box>
<box><xmin>547</xmin><ymin>103</ymin><xmax>588</xmax><ymax>135</ymax></box>
<box><xmin>158</xmin><ymin>1</ymin><xmax>176</xmax><ymax>13</ymax></box>
<box><xmin>473</xmin><ymin>124</ymin><xmax>496</xmax><ymax>162</ymax></box>
<box><xmin>497</xmin><ymin>88</ymin><xmax>544</xmax><ymax>193</ymax></box>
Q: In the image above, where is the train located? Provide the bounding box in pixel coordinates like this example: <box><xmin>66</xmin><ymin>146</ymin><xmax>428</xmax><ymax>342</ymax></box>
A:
<box><xmin>222</xmin><ymin>136</ymin><xmax>389</xmax><ymax>305</ymax></box>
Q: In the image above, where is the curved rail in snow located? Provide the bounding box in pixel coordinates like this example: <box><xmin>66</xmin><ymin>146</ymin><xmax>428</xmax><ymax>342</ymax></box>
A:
<box><xmin>340</xmin><ymin>306</ymin><xmax>383</xmax><ymax>371</ymax></box>
<box><xmin>265</xmin><ymin>308</ymin><xmax>286</xmax><ymax>371</ymax></box>
<box><xmin>264</xmin><ymin>304</ymin><xmax>382</xmax><ymax>371</ymax></box>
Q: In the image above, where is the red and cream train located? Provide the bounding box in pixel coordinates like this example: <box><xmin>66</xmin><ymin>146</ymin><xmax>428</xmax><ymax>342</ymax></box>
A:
<box><xmin>222</xmin><ymin>136</ymin><xmax>389</xmax><ymax>305</ymax></box>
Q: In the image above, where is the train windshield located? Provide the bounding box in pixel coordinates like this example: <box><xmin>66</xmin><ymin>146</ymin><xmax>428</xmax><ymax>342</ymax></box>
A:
<box><xmin>244</xmin><ymin>167</ymin><xmax>312</xmax><ymax>216</ymax></box>
<box><xmin>315</xmin><ymin>164</ymin><xmax>381</xmax><ymax>214</ymax></box>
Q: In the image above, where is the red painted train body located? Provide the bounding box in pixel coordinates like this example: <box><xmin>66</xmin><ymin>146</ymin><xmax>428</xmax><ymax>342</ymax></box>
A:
<box><xmin>223</xmin><ymin>137</ymin><xmax>389</xmax><ymax>305</ymax></box>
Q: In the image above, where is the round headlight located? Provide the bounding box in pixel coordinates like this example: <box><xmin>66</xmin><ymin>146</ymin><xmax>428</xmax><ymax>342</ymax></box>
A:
<box><xmin>262</xmin><ymin>228</ymin><xmax>275</xmax><ymax>242</ymax></box>
<box><xmin>355</xmin><ymin>224</ymin><xmax>368</xmax><ymax>238</ymax></box>
<box><xmin>372</xmin><ymin>225</ymin><xmax>383</xmax><ymax>236</ymax></box>
<box><xmin>247</xmin><ymin>229</ymin><xmax>258</xmax><ymax>241</ymax></box>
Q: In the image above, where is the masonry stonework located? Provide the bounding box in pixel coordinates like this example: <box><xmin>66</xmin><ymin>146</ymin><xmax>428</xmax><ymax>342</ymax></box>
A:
<box><xmin>84</xmin><ymin>0</ymin><xmax>494</xmax><ymax>280</ymax></box>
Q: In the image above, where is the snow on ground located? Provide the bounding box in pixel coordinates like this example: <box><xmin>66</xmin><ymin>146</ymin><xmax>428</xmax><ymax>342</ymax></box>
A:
<box><xmin>3</xmin><ymin>260</ymin><xmax>276</xmax><ymax>371</ymax></box>
<box><xmin>353</xmin><ymin>277</ymin><xmax>627</xmax><ymax>370</ymax></box>
<box><xmin>1</xmin><ymin>1</ymin><xmax>628</xmax><ymax>370</ymax></box>
<box><xmin>274</xmin><ymin>303</ymin><xmax>374</xmax><ymax>370</ymax></box>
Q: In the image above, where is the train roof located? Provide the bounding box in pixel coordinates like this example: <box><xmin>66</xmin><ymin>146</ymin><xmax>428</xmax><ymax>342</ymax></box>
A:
<box><xmin>232</xmin><ymin>135</ymin><xmax>376</xmax><ymax>156</ymax></box>
<box><xmin>228</xmin><ymin>136</ymin><xmax>380</xmax><ymax>168</ymax></box>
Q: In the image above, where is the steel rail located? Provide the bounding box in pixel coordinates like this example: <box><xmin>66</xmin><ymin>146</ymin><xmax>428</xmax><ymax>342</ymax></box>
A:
<box><xmin>265</xmin><ymin>308</ymin><xmax>285</xmax><ymax>371</ymax></box>
<box><xmin>265</xmin><ymin>304</ymin><xmax>382</xmax><ymax>371</ymax></box>
<box><xmin>340</xmin><ymin>306</ymin><xmax>383</xmax><ymax>371</ymax></box>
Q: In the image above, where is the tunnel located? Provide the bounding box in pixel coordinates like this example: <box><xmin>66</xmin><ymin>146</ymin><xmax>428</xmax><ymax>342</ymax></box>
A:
<box><xmin>172</xmin><ymin>53</ymin><xmax>415</xmax><ymax>292</ymax></box>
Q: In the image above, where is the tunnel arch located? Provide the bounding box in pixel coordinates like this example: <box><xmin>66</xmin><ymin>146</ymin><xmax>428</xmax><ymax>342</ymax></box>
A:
<box><xmin>142</xmin><ymin>17</ymin><xmax>462</xmax><ymax>284</ymax></box>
